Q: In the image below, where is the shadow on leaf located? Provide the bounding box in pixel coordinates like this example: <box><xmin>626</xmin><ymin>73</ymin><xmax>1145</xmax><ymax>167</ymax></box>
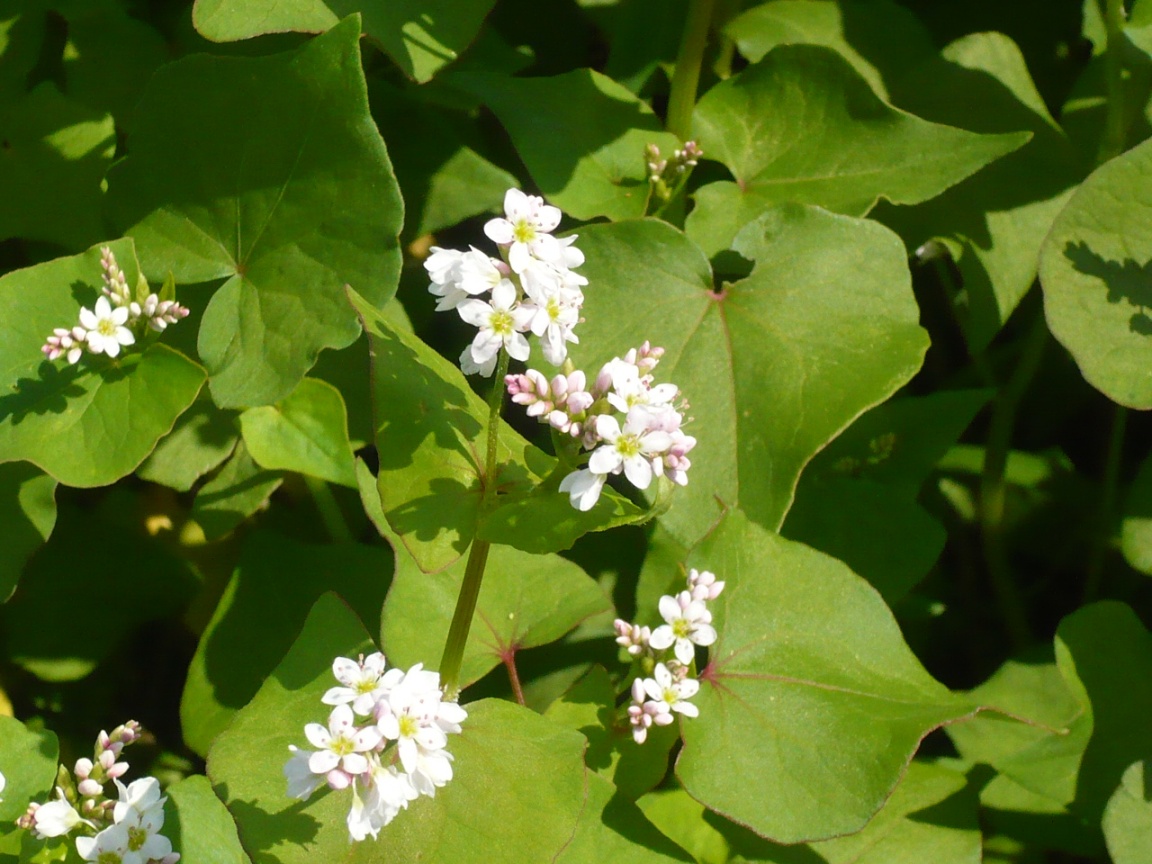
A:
<box><xmin>1065</xmin><ymin>241</ymin><xmax>1152</xmax><ymax>335</ymax></box>
<box><xmin>0</xmin><ymin>362</ymin><xmax>88</xmax><ymax>424</ymax></box>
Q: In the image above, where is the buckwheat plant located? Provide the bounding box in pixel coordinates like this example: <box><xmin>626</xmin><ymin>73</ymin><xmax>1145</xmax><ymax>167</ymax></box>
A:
<box><xmin>14</xmin><ymin>721</ymin><xmax>180</xmax><ymax>864</ymax></box>
<box><xmin>614</xmin><ymin>568</ymin><xmax>724</xmax><ymax>743</ymax></box>
<box><xmin>285</xmin><ymin>653</ymin><xmax>466</xmax><ymax>842</ymax></box>
<box><xmin>40</xmin><ymin>246</ymin><xmax>189</xmax><ymax>365</ymax></box>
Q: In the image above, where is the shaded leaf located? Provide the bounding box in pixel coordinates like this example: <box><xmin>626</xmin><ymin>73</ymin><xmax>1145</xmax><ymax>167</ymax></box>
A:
<box><xmin>191</xmin><ymin>442</ymin><xmax>284</xmax><ymax>542</ymax></box>
<box><xmin>687</xmin><ymin>45</ymin><xmax>1028</xmax><ymax>256</ymax></box>
<box><xmin>107</xmin><ymin>17</ymin><xmax>403</xmax><ymax>408</ymax></box>
<box><xmin>0</xmin><ymin>462</ymin><xmax>56</xmax><ymax>603</ymax></box>
<box><xmin>675</xmin><ymin>510</ymin><xmax>976</xmax><ymax>843</ymax></box>
<box><xmin>136</xmin><ymin>397</ymin><xmax>240</xmax><ymax>492</ymax></box>
<box><xmin>570</xmin><ymin>209</ymin><xmax>927</xmax><ymax>546</ymax></box>
<box><xmin>181</xmin><ymin>531</ymin><xmax>391</xmax><ymax>757</ymax></box>
<box><xmin>1040</xmin><ymin>136</ymin><xmax>1152</xmax><ymax>408</ymax></box>
<box><xmin>1123</xmin><ymin>449</ymin><xmax>1152</xmax><ymax>575</ymax></box>
<box><xmin>207</xmin><ymin>593</ymin><xmax>590</xmax><ymax>864</ymax></box>
<box><xmin>167</xmin><ymin>775</ymin><xmax>252</xmax><ymax>864</ymax></box>
<box><xmin>457</xmin><ymin>69</ymin><xmax>681</xmax><ymax>221</ymax></box>
<box><xmin>0</xmin><ymin>240</ymin><xmax>206</xmax><ymax>488</ymax></box>
<box><xmin>0</xmin><ymin>82</ymin><xmax>115</xmax><ymax>249</ymax></box>
<box><xmin>240</xmin><ymin>378</ymin><xmax>357</xmax><ymax>488</ymax></box>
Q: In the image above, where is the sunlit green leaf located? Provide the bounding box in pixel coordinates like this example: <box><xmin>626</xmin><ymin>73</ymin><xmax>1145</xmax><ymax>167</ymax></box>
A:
<box><xmin>166</xmin><ymin>775</ymin><xmax>252</xmax><ymax>864</ymax></box>
<box><xmin>0</xmin><ymin>716</ymin><xmax>58</xmax><ymax>823</ymax></box>
<box><xmin>1103</xmin><ymin>761</ymin><xmax>1152</xmax><ymax>864</ymax></box>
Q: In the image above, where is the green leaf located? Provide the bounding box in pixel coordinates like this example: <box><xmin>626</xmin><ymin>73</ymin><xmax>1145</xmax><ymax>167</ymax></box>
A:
<box><xmin>381</xmin><ymin>543</ymin><xmax>609</xmax><ymax>690</ymax></box>
<box><xmin>0</xmin><ymin>716</ymin><xmax>58</xmax><ymax>823</ymax></box>
<box><xmin>0</xmin><ymin>462</ymin><xmax>56</xmax><ymax>602</ymax></box>
<box><xmin>724</xmin><ymin>0</ymin><xmax>936</xmax><ymax>100</ymax></box>
<box><xmin>181</xmin><ymin>531</ymin><xmax>391</xmax><ymax>757</ymax></box>
<box><xmin>456</xmin><ymin>69</ymin><xmax>681</xmax><ymax>221</ymax></box>
<box><xmin>0</xmin><ymin>503</ymin><xmax>200</xmax><ymax>681</ymax></box>
<box><xmin>544</xmin><ymin>665</ymin><xmax>677</xmax><ymax>801</ymax></box>
<box><xmin>107</xmin><ymin>16</ymin><xmax>403</xmax><ymax>408</ymax></box>
<box><xmin>687</xmin><ymin>45</ymin><xmax>1029</xmax><ymax>256</ymax></box>
<box><xmin>642</xmin><ymin>762</ymin><xmax>980</xmax><ymax>864</ymax></box>
<box><xmin>0</xmin><ymin>6</ymin><xmax>48</xmax><ymax>102</ymax></box>
<box><xmin>0</xmin><ymin>240</ymin><xmax>206</xmax><ymax>487</ymax></box>
<box><xmin>1039</xmin><ymin>136</ymin><xmax>1152</xmax><ymax>408</ymax></box>
<box><xmin>191</xmin><ymin>442</ymin><xmax>284</xmax><ymax>541</ymax></box>
<box><xmin>556</xmin><ymin>771</ymin><xmax>692</xmax><ymax>864</ymax></box>
<box><xmin>349</xmin><ymin>287</ymin><xmax>546</xmax><ymax>571</ymax></box>
<box><xmin>1041</xmin><ymin>133</ymin><xmax>1152</xmax><ymax>410</ymax></box>
<box><xmin>569</xmin><ymin>210</ymin><xmax>927</xmax><ymax>546</ymax></box>
<box><xmin>783</xmin><ymin>389</ymin><xmax>990</xmax><ymax>600</ymax></box>
<box><xmin>240</xmin><ymin>378</ymin><xmax>357</xmax><ymax>488</ymax></box>
<box><xmin>136</xmin><ymin>396</ymin><xmax>240</xmax><ymax>492</ymax></box>
<box><xmin>208</xmin><ymin>593</ymin><xmax>590</xmax><ymax>864</ymax></box>
<box><xmin>0</xmin><ymin>83</ymin><xmax>115</xmax><ymax>250</ymax></box>
<box><xmin>877</xmin><ymin>32</ymin><xmax>1083</xmax><ymax>351</ymax></box>
<box><xmin>1103</xmin><ymin>761</ymin><xmax>1152</xmax><ymax>864</ymax></box>
<box><xmin>166</xmin><ymin>775</ymin><xmax>252</xmax><ymax>864</ymax></box>
<box><xmin>675</xmin><ymin>510</ymin><xmax>976</xmax><ymax>843</ymax></box>
<box><xmin>1123</xmin><ymin>450</ymin><xmax>1152</xmax><ymax>575</ymax></box>
<box><xmin>192</xmin><ymin>0</ymin><xmax>496</xmax><ymax>83</ymax></box>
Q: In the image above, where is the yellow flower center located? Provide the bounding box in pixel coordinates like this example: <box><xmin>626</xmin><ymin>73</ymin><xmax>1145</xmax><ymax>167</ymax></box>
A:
<box><xmin>128</xmin><ymin>826</ymin><xmax>147</xmax><ymax>851</ymax></box>
<box><xmin>97</xmin><ymin>318</ymin><xmax>118</xmax><ymax>337</ymax></box>
<box><xmin>490</xmin><ymin>310</ymin><xmax>514</xmax><ymax>336</ymax></box>
<box><xmin>398</xmin><ymin>715</ymin><xmax>419</xmax><ymax>739</ymax></box>
<box><xmin>512</xmin><ymin>219</ymin><xmax>537</xmax><ymax>244</ymax></box>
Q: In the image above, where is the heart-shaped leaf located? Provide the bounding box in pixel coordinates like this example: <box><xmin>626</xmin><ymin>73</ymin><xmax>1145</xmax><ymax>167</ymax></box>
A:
<box><xmin>0</xmin><ymin>462</ymin><xmax>56</xmax><ymax>603</ymax></box>
<box><xmin>1039</xmin><ymin>136</ymin><xmax>1152</xmax><ymax>408</ymax></box>
<box><xmin>107</xmin><ymin>16</ymin><xmax>403</xmax><ymax>408</ymax></box>
<box><xmin>0</xmin><ymin>239</ymin><xmax>205</xmax><ymax>487</ymax></box>
<box><xmin>687</xmin><ymin>45</ymin><xmax>1029</xmax><ymax>256</ymax></box>
<box><xmin>1103</xmin><ymin>761</ymin><xmax>1152</xmax><ymax>864</ymax></box>
<box><xmin>676</xmin><ymin>510</ymin><xmax>977</xmax><ymax>843</ymax></box>
<box><xmin>208</xmin><ymin>593</ymin><xmax>590</xmax><ymax>864</ymax></box>
<box><xmin>569</xmin><ymin>208</ymin><xmax>927</xmax><ymax>546</ymax></box>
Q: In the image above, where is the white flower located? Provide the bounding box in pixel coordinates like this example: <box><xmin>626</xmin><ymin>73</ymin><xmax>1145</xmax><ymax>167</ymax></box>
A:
<box><xmin>347</xmin><ymin>762</ymin><xmax>418</xmax><ymax>841</ymax></box>
<box><xmin>483</xmin><ymin>188</ymin><xmax>563</xmax><ymax>273</ymax></box>
<box><xmin>322</xmin><ymin>653</ymin><xmax>402</xmax><ymax>717</ymax></box>
<box><xmin>457</xmin><ymin>280</ymin><xmax>534</xmax><ymax>373</ymax></box>
<box><xmin>76</xmin><ymin>821</ymin><xmax>131</xmax><ymax>864</ymax></box>
<box><xmin>377</xmin><ymin>665</ymin><xmax>463</xmax><ymax>797</ymax></box>
<box><xmin>32</xmin><ymin>789</ymin><xmax>86</xmax><ymax>838</ymax></box>
<box><xmin>112</xmin><ymin>777</ymin><xmax>165</xmax><ymax>825</ymax></box>
<box><xmin>559</xmin><ymin>468</ymin><xmax>607</xmax><ymax>512</ymax></box>
<box><xmin>284</xmin><ymin>745</ymin><xmax>323</xmax><ymax>800</ymax></box>
<box><xmin>605</xmin><ymin>360</ymin><xmax>678</xmax><ymax>414</ymax></box>
<box><xmin>687</xmin><ymin>568</ymin><xmax>725</xmax><ymax>602</ymax></box>
<box><xmin>305</xmin><ymin>704</ymin><xmax>382</xmax><ymax>784</ymax></box>
<box><xmin>525</xmin><ymin>294</ymin><xmax>581</xmax><ymax>367</ymax></box>
<box><xmin>80</xmin><ymin>297</ymin><xmax>135</xmax><ymax>358</ymax></box>
<box><xmin>641</xmin><ymin>663</ymin><xmax>700</xmax><ymax>718</ymax></box>
<box><xmin>614</xmin><ymin>619</ymin><xmax>651</xmax><ymax>656</ymax></box>
<box><xmin>116</xmin><ymin>795</ymin><xmax>174</xmax><ymax>864</ymax></box>
<box><xmin>648</xmin><ymin>592</ymin><xmax>717</xmax><ymax>666</ymax></box>
<box><xmin>457</xmin><ymin>248</ymin><xmax>514</xmax><ymax>298</ymax></box>
<box><xmin>588</xmin><ymin>411</ymin><xmax>674</xmax><ymax>491</ymax></box>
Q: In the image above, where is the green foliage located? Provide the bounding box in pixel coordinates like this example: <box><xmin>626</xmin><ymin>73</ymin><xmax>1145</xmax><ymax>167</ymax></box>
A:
<box><xmin>0</xmin><ymin>462</ymin><xmax>56</xmax><ymax>602</ymax></box>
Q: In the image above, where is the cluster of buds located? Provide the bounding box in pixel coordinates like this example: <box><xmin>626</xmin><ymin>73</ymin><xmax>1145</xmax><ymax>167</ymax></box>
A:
<box><xmin>425</xmin><ymin>188</ymin><xmax>585</xmax><ymax>375</ymax></box>
<box><xmin>645</xmin><ymin>141</ymin><xmax>703</xmax><ymax>205</ymax></box>
<box><xmin>16</xmin><ymin>721</ymin><xmax>179</xmax><ymax>863</ymax></box>
<box><xmin>506</xmin><ymin>342</ymin><xmax>695</xmax><ymax>511</ymax></box>
<box><xmin>285</xmin><ymin>653</ymin><xmax>466</xmax><ymax>842</ymax></box>
<box><xmin>40</xmin><ymin>246</ymin><xmax>189</xmax><ymax>364</ymax></box>
<box><xmin>615</xmin><ymin>569</ymin><xmax>724</xmax><ymax>744</ymax></box>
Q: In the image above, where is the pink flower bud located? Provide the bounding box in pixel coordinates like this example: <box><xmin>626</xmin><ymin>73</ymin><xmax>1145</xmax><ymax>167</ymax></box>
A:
<box><xmin>77</xmin><ymin>779</ymin><xmax>103</xmax><ymax>797</ymax></box>
<box><xmin>106</xmin><ymin>761</ymin><xmax>129</xmax><ymax>780</ymax></box>
<box><xmin>73</xmin><ymin>758</ymin><xmax>93</xmax><ymax>779</ymax></box>
<box><xmin>326</xmin><ymin>769</ymin><xmax>352</xmax><ymax>791</ymax></box>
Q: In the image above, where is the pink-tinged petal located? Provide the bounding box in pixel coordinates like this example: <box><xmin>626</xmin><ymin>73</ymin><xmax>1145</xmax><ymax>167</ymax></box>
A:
<box><xmin>326</xmin><ymin>768</ymin><xmax>352</xmax><ymax>790</ymax></box>
<box><xmin>341</xmin><ymin>752</ymin><xmax>369</xmax><ymax>775</ymax></box>
<box><xmin>79</xmin><ymin>307</ymin><xmax>98</xmax><ymax>329</ymax></box>
<box><xmin>632</xmin><ymin>726</ymin><xmax>648</xmax><ymax>744</ymax></box>
<box><xmin>674</xmin><ymin>638</ymin><xmax>695</xmax><ymax>666</ymax></box>
<box><xmin>652</xmin><ymin>710</ymin><xmax>675</xmax><ymax>726</ymax></box>
<box><xmin>536</xmin><ymin>204</ymin><xmax>562</xmax><ymax>232</ymax></box>
<box><xmin>364</xmin><ymin>652</ymin><xmax>387</xmax><ymax>676</ymax></box>
<box><xmin>308</xmin><ymin>750</ymin><xmax>339</xmax><ymax>774</ymax></box>
<box><xmin>691</xmin><ymin>624</ymin><xmax>718</xmax><ymax>646</ymax></box>
<box><xmin>588</xmin><ymin>445</ymin><xmax>622</xmax><ymax>476</ymax></box>
<box><xmin>648</xmin><ymin>625</ymin><xmax>675</xmax><ymax>650</ymax></box>
<box><xmin>657</xmin><ymin>595</ymin><xmax>681</xmax><ymax>624</ymax></box>
<box><xmin>328</xmin><ymin>704</ymin><xmax>355</xmax><ymax>732</ymax></box>
<box><xmin>333</xmin><ymin>657</ymin><xmax>360</xmax><ymax>685</ymax></box>
<box><xmin>672</xmin><ymin>701</ymin><xmax>699</xmax><ymax>718</ymax></box>
<box><xmin>631</xmin><ymin>678</ymin><xmax>646</xmax><ymax>702</ymax></box>
<box><xmin>484</xmin><ymin>218</ymin><xmax>515</xmax><ymax>245</ymax></box>
<box><xmin>622</xmin><ymin>454</ymin><xmax>653</xmax><ymax>489</ymax></box>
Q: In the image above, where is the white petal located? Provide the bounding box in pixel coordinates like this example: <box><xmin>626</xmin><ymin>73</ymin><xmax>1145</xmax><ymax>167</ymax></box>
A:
<box><xmin>672</xmin><ymin>701</ymin><xmax>699</xmax><ymax>718</ymax></box>
<box><xmin>309</xmin><ymin>750</ymin><xmax>339</xmax><ymax>774</ymax></box>
<box><xmin>648</xmin><ymin>625</ymin><xmax>675</xmax><ymax>651</ymax></box>
<box><xmin>304</xmin><ymin>722</ymin><xmax>331</xmax><ymax>749</ymax></box>
<box><xmin>484</xmin><ymin>217</ymin><xmax>515</xmax><ymax>245</ymax></box>
<box><xmin>657</xmin><ymin>595</ymin><xmax>681</xmax><ymax>625</ymax></box>
<box><xmin>674</xmin><ymin>638</ymin><xmax>695</xmax><ymax>666</ymax></box>
<box><xmin>691</xmin><ymin>624</ymin><xmax>718</xmax><ymax>647</ymax></box>
<box><xmin>78</xmin><ymin>307</ymin><xmax>98</xmax><ymax>329</ymax></box>
<box><xmin>622</xmin><ymin>454</ymin><xmax>653</xmax><ymax>489</ymax></box>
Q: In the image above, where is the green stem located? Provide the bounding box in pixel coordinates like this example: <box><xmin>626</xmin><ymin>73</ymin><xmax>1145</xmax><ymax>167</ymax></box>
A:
<box><xmin>303</xmin><ymin>475</ymin><xmax>353</xmax><ymax>543</ymax></box>
<box><xmin>503</xmin><ymin>653</ymin><xmax>526</xmax><ymax>706</ymax></box>
<box><xmin>711</xmin><ymin>0</ymin><xmax>741</xmax><ymax>79</ymax></box>
<box><xmin>666</xmin><ymin>0</ymin><xmax>716</xmax><ymax>140</ymax></box>
<box><xmin>1099</xmin><ymin>0</ymin><xmax>1128</xmax><ymax>164</ymax></box>
<box><xmin>979</xmin><ymin>312</ymin><xmax>1047</xmax><ymax>650</ymax></box>
<box><xmin>439</xmin><ymin>350</ymin><xmax>511</xmax><ymax>699</ymax></box>
<box><xmin>1083</xmin><ymin>404</ymin><xmax>1128</xmax><ymax>603</ymax></box>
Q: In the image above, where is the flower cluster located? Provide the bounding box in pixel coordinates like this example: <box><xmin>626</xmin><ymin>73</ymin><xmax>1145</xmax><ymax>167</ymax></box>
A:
<box><xmin>614</xmin><ymin>568</ymin><xmax>724</xmax><ymax>744</ymax></box>
<box><xmin>506</xmin><ymin>342</ymin><xmax>696</xmax><ymax>511</ymax></box>
<box><xmin>645</xmin><ymin>140</ymin><xmax>703</xmax><ymax>205</ymax></box>
<box><xmin>424</xmin><ymin>188</ymin><xmax>585</xmax><ymax>376</ymax></box>
<box><xmin>40</xmin><ymin>246</ymin><xmax>189</xmax><ymax>364</ymax></box>
<box><xmin>284</xmin><ymin>653</ymin><xmax>466</xmax><ymax>842</ymax></box>
<box><xmin>15</xmin><ymin>721</ymin><xmax>179</xmax><ymax>864</ymax></box>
